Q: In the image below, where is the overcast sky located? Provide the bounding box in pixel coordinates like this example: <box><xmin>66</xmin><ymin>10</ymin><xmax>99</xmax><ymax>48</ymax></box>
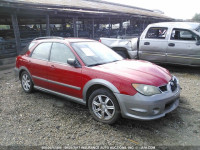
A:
<box><xmin>103</xmin><ymin>0</ymin><xmax>200</xmax><ymax>20</ymax></box>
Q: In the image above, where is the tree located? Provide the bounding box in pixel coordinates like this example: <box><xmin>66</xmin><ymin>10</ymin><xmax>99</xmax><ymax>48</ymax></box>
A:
<box><xmin>192</xmin><ymin>13</ymin><xmax>200</xmax><ymax>22</ymax></box>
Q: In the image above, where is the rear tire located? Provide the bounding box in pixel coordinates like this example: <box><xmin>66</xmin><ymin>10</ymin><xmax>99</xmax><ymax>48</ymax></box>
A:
<box><xmin>21</xmin><ymin>71</ymin><xmax>34</xmax><ymax>93</ymax></box>
<box><xmin>88</xmin><ymin>88</ymin><xmax>120</xmax><ymax>124</ymax></box>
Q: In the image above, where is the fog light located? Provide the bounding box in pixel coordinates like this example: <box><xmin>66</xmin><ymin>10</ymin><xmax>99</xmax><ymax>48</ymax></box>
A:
<box><xmin>153</xmin><ymin>108</ymin><xmax>160</xmax><ymax>115</ymax></box>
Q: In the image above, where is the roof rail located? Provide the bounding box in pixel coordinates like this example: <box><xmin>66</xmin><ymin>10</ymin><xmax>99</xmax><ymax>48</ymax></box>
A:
<box><xmin>33</xmin><ymin>36</ymin><xmax>64</xmax><ymax>41</ymax></box>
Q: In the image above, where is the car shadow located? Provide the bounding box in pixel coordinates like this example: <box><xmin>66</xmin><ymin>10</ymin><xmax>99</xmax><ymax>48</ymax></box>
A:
<box><xmin>32</xmin><ymin>89</ymin><xmax>200</xmax><ymax>145</ymax></box>
<box><xmin>34</xmin><ymin>89</ymin><xmax>190</xmax><ymax>130</ymax></box>
<box><xmin>46</xmin><ymin>90</ymin><xmax>187</xmax><ymax>130</ymax></box>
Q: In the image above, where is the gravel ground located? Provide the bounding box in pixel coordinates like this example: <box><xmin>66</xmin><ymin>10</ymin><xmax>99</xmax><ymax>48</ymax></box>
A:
<box><xmin>0</xmin><ymin>65</ymin><xmax>200</xmax><ymax>149</ymax></box>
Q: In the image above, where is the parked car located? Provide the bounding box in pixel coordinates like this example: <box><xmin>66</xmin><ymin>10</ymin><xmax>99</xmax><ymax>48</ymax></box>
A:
<box><xmin>100</xmin><ymin>22</ymin><xmax>200</xmax><ymax>66</ymax></box>
<box><xmin>15</xmin><ymin>37</ymin><xmax>180</xmax><ymax>124</ymax></box>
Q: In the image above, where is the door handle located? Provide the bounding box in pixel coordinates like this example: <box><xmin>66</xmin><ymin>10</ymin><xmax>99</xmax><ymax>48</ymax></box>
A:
<box><xmin>168</xmin><ymin>43</ymin><xmax>175</xmax><ymax>47</ymax></box>
<box><xmin>144</xmin><ymin>42</ymin><xmax>150</xmax><ymax>45</ymax></box>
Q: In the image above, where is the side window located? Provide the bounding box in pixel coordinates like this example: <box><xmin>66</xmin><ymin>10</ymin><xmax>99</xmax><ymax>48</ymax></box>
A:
<box><xmin>31</xmin><ymin>42</ymin><xmax>52</xmax><ymax>60</ymax></box>
<box><xmin>171</xmin><ymin>29</ymin><xmax>197</xmax><ymax>41</ymax></box>
<box><xmin>145</xmin><ymin>27</ymin><xmax>168</xmax><ymax>39</ymax></box>
<box><xmin>50</xmin><ymin>43</ymin><xmax>75</xmax><ymax>64</ymax></box>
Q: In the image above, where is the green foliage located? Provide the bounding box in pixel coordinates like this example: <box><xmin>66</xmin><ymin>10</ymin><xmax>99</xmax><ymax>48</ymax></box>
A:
<box><xmin>0</xmin><ymin>25</ymin><xmax>10</xmax><ymax>30</ymax></box>
<box><xmin>192</xmin><ymin>13</ymin><xmax>200</xmax><ymax>22</ymax></box>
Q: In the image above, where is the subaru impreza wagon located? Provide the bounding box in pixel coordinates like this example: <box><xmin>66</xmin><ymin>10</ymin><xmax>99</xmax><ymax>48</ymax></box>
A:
<box><xmin>15</xmin><ymin>37</ymin><xmax>180</xmax><ymax>124</ymax></box>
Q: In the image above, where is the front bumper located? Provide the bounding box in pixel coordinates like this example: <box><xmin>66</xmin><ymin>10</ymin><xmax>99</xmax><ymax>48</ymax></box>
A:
<box><xmin>114</xmin><ymin>83</ymin><xmax>180</xmax><ymax>120</ymax></box>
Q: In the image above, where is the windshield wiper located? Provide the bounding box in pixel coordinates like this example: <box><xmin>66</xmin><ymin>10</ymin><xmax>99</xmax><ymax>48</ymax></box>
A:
<box><xmin>88</xmin><ymin>63</ymin><xmax>105</xmax><ymax>67</ymax></box>
<box><xmin>88</xmin><ymin>60</ymin><xmax>120</xmax><ymax>67</ymax></box>
<box><xmin>110</xmin><ymin>60</ymin><xmax>120</xmax><ymax>63</ymax></box>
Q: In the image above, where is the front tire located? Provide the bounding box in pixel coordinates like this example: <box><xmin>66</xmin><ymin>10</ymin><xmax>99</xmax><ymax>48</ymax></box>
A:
<box><xmin>21</xmin><ymin>71</ymin><xmax>34</xmax><ymax>93</ymax></box>
<box><xmin>88</xmin><ymin>88</ymin><xmax>120</xmax><ymax>124</ymax></box>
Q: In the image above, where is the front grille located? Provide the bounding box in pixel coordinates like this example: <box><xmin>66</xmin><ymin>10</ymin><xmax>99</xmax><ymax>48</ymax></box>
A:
<box><xmin>159</xmin><ymin>76</ymin><xmax>178</xmax><ymax>93</ymax></box>
<box><xmin>170</xmin><ymin>77</ymin><xmax>177</xmax><ymax>92</ymax></box>
<box><xmin>159</xmin><ymin>85</ymin><xmax>167</xmax><ymax>92</ymax></box>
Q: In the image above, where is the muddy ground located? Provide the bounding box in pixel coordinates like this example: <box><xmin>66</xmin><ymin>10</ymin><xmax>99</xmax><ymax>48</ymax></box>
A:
<box><xmin>0</xmin><ymin>65</ymin><xmax>199</xmax><ymax>149</ymax></box>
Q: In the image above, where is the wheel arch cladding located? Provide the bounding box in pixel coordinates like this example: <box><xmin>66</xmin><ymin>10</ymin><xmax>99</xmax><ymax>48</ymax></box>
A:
<box><xmin>19</xmin><ymin>67</ymin><xmax>33</xmax><ymax>83</ymax></box>
<box><xmin>83</xmin><ymin>79</ymin><xmax>120</xmax><ymax>104</ymax></box>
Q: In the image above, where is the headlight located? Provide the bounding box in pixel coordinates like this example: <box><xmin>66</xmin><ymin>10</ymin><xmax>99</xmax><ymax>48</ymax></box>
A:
<box><xmin>132</xmin><ymin>84</ymin><xmax>161</xmax><ymax>96</ymax></box>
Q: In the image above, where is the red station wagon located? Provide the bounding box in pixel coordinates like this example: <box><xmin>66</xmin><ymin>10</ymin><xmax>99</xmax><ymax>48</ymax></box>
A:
<box><xmin>15</xmin><ymin>37</ymin><xmax>180</xmax><ymax>124</ymax></box>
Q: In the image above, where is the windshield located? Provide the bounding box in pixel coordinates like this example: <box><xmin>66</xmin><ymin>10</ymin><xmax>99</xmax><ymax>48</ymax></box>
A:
<box><xmin>196</xmin><ymin>26</ymin><xmax>200</xmax><ymax>33</ymax></box>
<box><xmin>179</xmin><ymin>22</ymin><xmax>200</xmax><ymax>33</ymax></box>
<box><xmin>71</xmin><ymin>41</ymin><xmax>123</xmax><ymax>66</ymax></box>
<box><xmin>192</xmin><ymin>30</ymin><xmax>200</xmax><ymax>36</ymax></box>
<box><xmin>188</xmin><ymin>23</ymin><xmax>199</xmax><ymax>30</ymax></box>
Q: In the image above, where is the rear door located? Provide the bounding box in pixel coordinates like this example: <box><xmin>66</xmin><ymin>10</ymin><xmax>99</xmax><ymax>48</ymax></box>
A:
<box><xmin>47</xmin><ymin>42</ymin><xmax>83</xmax><ymax>98</ymax></box>
<box><xmin>167</xmin><ymin>28</ymin><xmax>200</xmax><ymax>65</ymax></box>
<box><xmin>29</xmin><ymin>42</ymin><xmax>52</xmax><ymax>89</ymax></box>
<box><xmin>139</xmin><ymin>27</ymin><xmax>168</xmax><ymax>63</ymax></box>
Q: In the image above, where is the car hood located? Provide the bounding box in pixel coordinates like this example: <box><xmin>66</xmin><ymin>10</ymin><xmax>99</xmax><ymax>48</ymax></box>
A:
<box><xmin>92</xmin><ymin>60</ymin><xmax>172</xmax><ymax>86</ymax></box>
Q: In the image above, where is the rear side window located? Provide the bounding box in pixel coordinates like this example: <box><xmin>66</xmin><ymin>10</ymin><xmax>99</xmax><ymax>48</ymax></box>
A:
<box><xmin>145</xmin><ymin>27</ymin><xmax>168</xmax><ymax>39</ymax></box>
<box><xmin>20</xmin><ymin>42</ymin><xmax>36</xmax><ymax>55</ymax></box>
<box><xmin>50</xmin><ymin>43</ymin><xmax>75</xmax><ymax>64</ymax></box>
<box><xmin>28</xmin><ymin>42</ymin><xmax>36</xmax><ymax>49</ymax></box>
<box><xmin>31</xmin><ymin>42</ymin><xmax>52</xmax><ymax>61</ymax></box>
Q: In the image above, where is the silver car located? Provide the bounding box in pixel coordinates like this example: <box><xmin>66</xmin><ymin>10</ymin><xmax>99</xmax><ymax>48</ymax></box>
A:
<box><xmin>100</xmin><ymin>22</ymin><xmax>200</xmax><ymax>66</ymax></box>
<box><xmin>139</xmin><ymin>22</ymin><xmax>200</xmax><ymax>66</ymax></box>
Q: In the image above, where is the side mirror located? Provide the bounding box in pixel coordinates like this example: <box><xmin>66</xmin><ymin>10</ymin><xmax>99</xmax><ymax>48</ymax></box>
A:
<box><xmin>196</xmin><ymin>40</ymin><xmax>200</xmax><ymax>46</ymax></box>
<box><xmin>67</xmin><ymin>58</ymin><xmax>81</xmax><ymax>68</ymax></box>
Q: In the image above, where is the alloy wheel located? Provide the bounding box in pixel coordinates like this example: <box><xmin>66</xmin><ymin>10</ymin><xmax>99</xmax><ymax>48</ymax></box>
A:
<box><xmin>92</xmin><ymin>95</ymin><xmax>115</xmax><ymax>120</ymax></box>
<box><xmin>22</xmin><ymin>73</ymin><xmax>31</xmax><ymax>91</ymax></box>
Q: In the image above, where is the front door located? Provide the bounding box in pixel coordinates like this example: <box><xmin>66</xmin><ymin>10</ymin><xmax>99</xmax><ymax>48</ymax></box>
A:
<box><xmin>167</xmin><ymin>28</ymin><xmax>200</xmax><ymax>66</ymax></box>
<box><xmin>47</xmin><ymin>42</ymin><xmax>82</xmax><ymax>98</ymax></box>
